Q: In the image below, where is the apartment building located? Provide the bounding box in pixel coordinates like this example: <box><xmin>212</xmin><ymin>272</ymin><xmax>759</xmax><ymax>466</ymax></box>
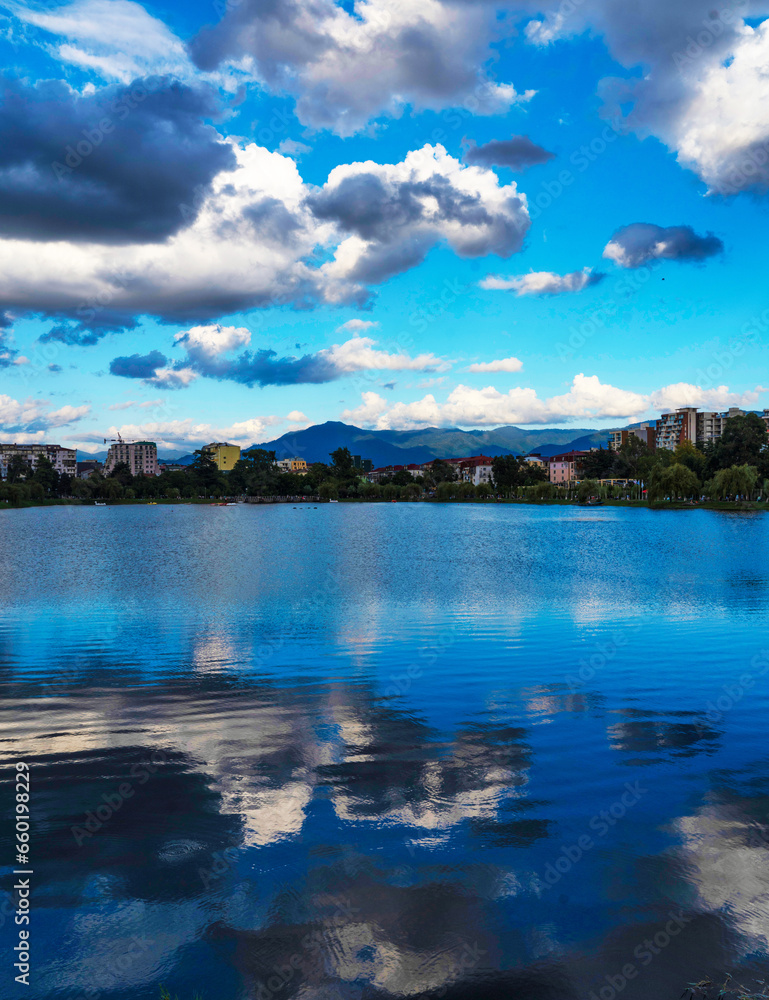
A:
<box><xmin>654</xmin><ymin>406</ymin><xmax>767</xmax><ymax>450</ymax></box>
<box><xmin>276</xmin><ymin>457</ymin><xmax>308</xmax><ymax>473</ymax></box>
<box><xmin>548</xmin><ymin>450</ymin><xmax>589</xmax><ymax>484</ymax></box>
<box><xmin>202</xmin><ymin>442</ymin><xmax>241</xmax><ymax>471</ymax></box>
<box><xmin>0</xmin><ymin>443</ymin><xmax>77</xmax><ymax>480</ymax></box>
<box><xmin>697</xmin><ymin>407</ymin><xmax>746</xmax><ymax>445</ymax></box>
<box><xmin>104</xmin><ymin>440</ymin><xmax>159</xmax><ymax>476</ymax></box>
<box><xmin>608</xmin><ymin>422</ymin><xmax>657</xmax><ymax>452</ymax></box>
<box><xmin>458</xmin><ymin>455</ymin><xmax>495</xmax><ymax>487</ymax></box>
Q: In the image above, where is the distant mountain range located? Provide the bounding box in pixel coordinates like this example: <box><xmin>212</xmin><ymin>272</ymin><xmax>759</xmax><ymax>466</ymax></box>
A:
<box><xmin>81</xmin><ymin>421</ymin><xmax>618</xmax><ymax>465</ymax></box>
<box><xmin>240</xmin><ymin>421</ymin><xmax>614</xmax><ymax>467</ymax></box>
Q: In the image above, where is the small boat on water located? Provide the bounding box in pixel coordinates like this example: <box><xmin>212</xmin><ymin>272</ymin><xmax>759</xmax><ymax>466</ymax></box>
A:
<box><xmin>578</xmin><ymin>499</ymin><xmax>604</xmax><ymax>507</ymax></box>
<box><xmin>95</xmin><ymin>501</ymin><xmax>106</xmax><ymax>506</ymax></box>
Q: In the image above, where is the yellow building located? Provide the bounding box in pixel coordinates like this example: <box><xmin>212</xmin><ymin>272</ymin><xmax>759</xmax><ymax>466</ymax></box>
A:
<box><xmin>276</xmin><ymin>457</ymin><xmax>308</xmax><ymax>473</ymax></box>
<box><xmin>202</xmin><ymin>442</ymin><xmax>241</xmax><ymax>471</ymax></box>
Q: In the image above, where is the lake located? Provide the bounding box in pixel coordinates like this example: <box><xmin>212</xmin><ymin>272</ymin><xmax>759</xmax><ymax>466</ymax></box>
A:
<box><xmin>1</xmin><ymin>502</ymin><xmax>768</xmax><ymax>1000</ymax></box>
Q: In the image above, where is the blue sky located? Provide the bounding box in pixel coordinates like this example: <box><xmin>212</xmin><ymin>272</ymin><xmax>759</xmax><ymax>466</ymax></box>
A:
<box><xmin>1</xmin><ymin>0</ymin><xmax>768</xmax><ymax>455</ymax></box>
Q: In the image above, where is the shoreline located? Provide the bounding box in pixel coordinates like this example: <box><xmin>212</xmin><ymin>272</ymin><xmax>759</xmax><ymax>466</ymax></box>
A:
<box><xmin>1</xmin><ymin>497</ymin><xmax>765</xmax><ymax>513</ymax></box>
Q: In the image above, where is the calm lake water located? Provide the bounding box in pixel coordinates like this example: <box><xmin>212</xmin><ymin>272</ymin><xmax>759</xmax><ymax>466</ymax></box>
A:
<box><xmin>1</xmin><ymin>502</ymin><xmax>769</xmax><ymax>1000</ymax></box>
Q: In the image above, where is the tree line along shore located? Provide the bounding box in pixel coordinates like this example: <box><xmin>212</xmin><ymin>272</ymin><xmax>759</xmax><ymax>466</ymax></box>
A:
<box><xmin>2</xmin><ymin>413</ymin><xmax>768</xmax><ymax>510</ymax></box>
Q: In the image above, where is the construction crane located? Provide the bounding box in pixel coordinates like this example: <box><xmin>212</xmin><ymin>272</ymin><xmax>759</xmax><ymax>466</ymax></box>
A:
<box><xmin>103</xmin><ymin>433</ymin><xmax>136</xmax><ymax>445</ymax></box>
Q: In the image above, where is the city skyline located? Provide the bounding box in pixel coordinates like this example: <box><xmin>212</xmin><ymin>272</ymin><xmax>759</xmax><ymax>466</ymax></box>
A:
<box><xmin>1</xmin><ymin>0</ymin><xmax>769</xmax><ymax>455</ymax></box>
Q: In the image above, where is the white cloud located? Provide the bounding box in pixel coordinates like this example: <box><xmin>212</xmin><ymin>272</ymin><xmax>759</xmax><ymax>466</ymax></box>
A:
<box><xmin>336</xmin><ymin>319</ymin><xmax>379</xmax><ymax>333</ymax></box>
<box><xmin>320</xmin><ymin>336</ymin><xmax>449</xmax><ymax>373</ymax></box>
<box><xmin>466</xmin><ymin>356</ymin><xmax>523</xmax><ymax>373</ymax></box>
<box><xmin>520</xmin><ymin>0</ymin><xmax>769</xmax><ymax>194</ymax></box>
<box><xmin>0</xmin><ymin>142</ymin><xmax>529</xmax><ymax>323</ymax></box>
<box><xmin>278</xmin><ymin>139</ymin><xmax>312</xmax><ymax>158</ymax></box>
<box><xmin>650</xmin><ymin>383</ymin><xmax>767</xmax><ymax>411</ymax></box>
<box><xmin>77</xmin><ymin>413</ymin><xmax>298</xmax><ymax>451</ymax></box>
<box><xmin>146</xmin><ymin>367</ymin><xmax>199</xmax><ymax>389</ymax></box>
<box><xmin>107</xmin><ymin>398</ymin><xmax>166</xmax><ymax>411</ymax></box>
<box><xmin>342</xmin><ymin>375</ymin><xmax>768</xmax><ymax>430</ymax></box>
<box><xmin>11</xmin><ymin>0</ymin><xmax>194</xmax><ymax>84</ymax></box>
<box><xmin>479</xmin><ymin>268</ymin><xmax>602</xmax><ymax>295</ymax></box>
<box><xmin>0</xmin><ymin>393</ymin><xmax>90</xmax><ymax>433</ymax></box>
<box><xmin>175</xmin><ymin>324</ymin><xmax>252</xmax><ymax>356</ymax></box>
<box><xmin>188</xmin><ymin>0</ymin><xmax>534</xmax><ymax>136</ymax></box>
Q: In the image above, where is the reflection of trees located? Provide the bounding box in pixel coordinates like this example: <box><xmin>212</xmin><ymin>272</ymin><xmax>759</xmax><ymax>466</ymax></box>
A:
<box><xmin>607</xmin><ymin>708</ymin><xmax>720</xmax><ymax>763</ymax></box>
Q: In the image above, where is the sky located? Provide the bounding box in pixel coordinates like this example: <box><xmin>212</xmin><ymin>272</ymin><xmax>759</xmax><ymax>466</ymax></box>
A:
<box><xmin>1</xmin><ymin>0</ymin><xmax>768</xmax><ymax>456</ymax></box>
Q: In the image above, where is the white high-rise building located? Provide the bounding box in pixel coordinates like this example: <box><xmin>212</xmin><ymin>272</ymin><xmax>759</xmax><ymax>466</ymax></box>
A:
<box><xmin>104</xmin><ymin>440</ymin><xmax>159</xmax><ymax>476</ymax></box>
<box><xmin>0</xmin><ymin>443</ymin><xmax>77</xmax><ymax>480</ymax></box>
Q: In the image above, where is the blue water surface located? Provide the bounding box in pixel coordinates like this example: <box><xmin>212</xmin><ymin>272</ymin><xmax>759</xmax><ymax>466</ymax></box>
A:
<box><xmin>1</xmin><ymin>502</ymin><xmax>768</xmax><ymax>1000</ymax></box>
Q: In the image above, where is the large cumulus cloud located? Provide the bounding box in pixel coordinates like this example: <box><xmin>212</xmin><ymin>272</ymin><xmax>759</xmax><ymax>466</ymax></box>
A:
<box><xmin>15</xmin><ymin>0</ymin><xmax>769</xmax><ymax>193</ymax></box>
<box><xmin>0</xmin><ymin>142</ymin><xmax>530</xmax><ymax>336</ymax></box>
<box><xmin>341</xmin><ymin>375</ymin><xmax>767</xmax><ymax>430</ymax></box>
<box><xmin>189</xmin><ymin>0</ymin><xmax>533</xmax><ymax>135</ymax></box>
<box><xmin>520</xmin><ymin>0</ymin><xmax>769</xmax><ymax>194</ymax></box>
<box><xmin>0</xmin><ymin>75</ymin><xmax>234</xmax><ymax>243</ymax></box>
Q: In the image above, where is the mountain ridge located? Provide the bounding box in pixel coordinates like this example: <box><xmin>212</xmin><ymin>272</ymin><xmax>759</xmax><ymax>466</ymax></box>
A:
<box><xmin>82</xmin><ymin>420</ymin><xmax>622</xmax><ymax>465</ymax></box>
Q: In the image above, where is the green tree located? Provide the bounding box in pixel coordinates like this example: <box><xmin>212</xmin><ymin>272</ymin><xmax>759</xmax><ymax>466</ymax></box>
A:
<box><xmin>576</xmin><ymin>479</ymin><xmax>600</xmax><ymax>501</ymax></box>
<box><xmin>612</xmin><ymin>437</ymin><xmax>651</xmax><ymax>479</ymax></box>
<box><xmin>189</xmin><ymin>450</ymin><xmax>222</xmax><ymax>492</ymax></box>
<box><xmin>674</xmin><ymin>440</ymin><xmax>707</xmax><ymax>477</ymax></box>
<box><xmin>581</xmin><ymin>448</ymin><xmax>614</xmax><ymax>480</ymax></box>
<box><xmin>31</xmin><ymin>455</ymin><xmax>59</xmax><ymax>494</ymax></box>
<box><xmin>708</xmin><ymin>412</ymin><xmax>767</xmax><ymax>472</ymax></box>
<box><xmin>491</xmin><ymin>454</ymin><xmax>523</xmax><ymax>495</ymax></box>
<box><xmin>711</xmin><ymin>464</ymin><xmax>758</xmax><ymax>499</ymax></box>
<box><xmin>648</xmin><ymin>463</ymin><xmax>699</xmax><ymax>503</ymax></box>
<box><xmin>108</xmin><ymin>460</ymin><xmax>134</xmax><ymax>488</ymax></box>
<box><xmin>6</xmin><ymin>454</ymin><xmax>31</xmax><ymax>483</ymax></box>
<box><xmin>426</xmin><ymin>459</ymin><xmax>457</xmax><ymax>484</ymax></box>
<box><xmin>329</xmin><ymin>447</ymin><xmax>355</xmax><ymax>479</ymax></box>
<box><xmin>318</xmin><ymin>479</ymin><xmax>339</xmax><ymax>499</ymax></box>
<box><xmin>391</xmin><ymin>468</ymin><xmax>416</xmax><ymax>487</ymax></box>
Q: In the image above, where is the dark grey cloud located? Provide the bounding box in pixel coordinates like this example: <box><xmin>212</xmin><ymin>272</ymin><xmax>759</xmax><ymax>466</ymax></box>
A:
<box><xmin>307</xmin><ymin>171</ymin><xmax>528</xmax><ymax>283</ymax></box>
<box><xmin>0</xmin><ymin>312</ymin><xmax>12</xmax><ymax>328</ymax></box>
<box><xmin>41</xmin><ymin>311</ymin><xmax>140</xmax><ymax>346</ymax></box>
<box><xmin>188</xmin><ymin>0</ymin><xmax>520</xmax><ymax>135</ymax></box>
<box><xmin>464</xmin><ymin>135</ymin><xmax>555</xmax><ymax>171</ymax></box>
<box><xmin>0</xmin><ymin>75</ymin><xmax>235</xmax><ymax>244</ymax></box>
<box><xmin>242</xmin><ymin>197</ymin><xmax>302</xmax><ymax>244</ymax></box>
<box><xmin>109</xmin><ymin>350</ymin><xmax>168</xmax><ymax>379</ymax></box>
<box><xmin>184</xmin><ymin>346</ymin><xmax>339</xmax><ymax>387</ymax></box>
<box><xmin>309</xmin><ymin>173</ymin><xmax>494</xmax><ymax>241</ymax></box>
<box><xmin>604</xmin><ymin>223</ymin><xmax>724</xmax><ymax>268</ymax></box>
